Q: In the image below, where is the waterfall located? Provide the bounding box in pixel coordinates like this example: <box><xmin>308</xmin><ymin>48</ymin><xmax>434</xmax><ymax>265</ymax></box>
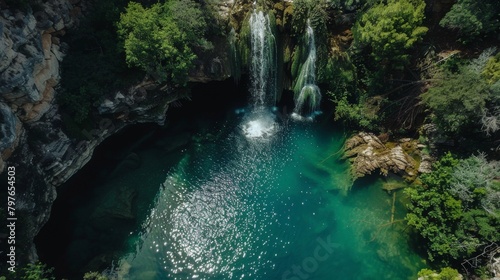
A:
<box><xmin>293</xmin><ymin>20</ymin><xmax>321</xmax><ymax>118</ymax></box>
<box><xmin>249</xmin><ymin>10</ymin><xmax>277</xmax><ymax>108</ymax></box>
<box><xmin>241</xmin><ymin>10</ymin><xmax>278</xmax><ymax>139</ymax></box>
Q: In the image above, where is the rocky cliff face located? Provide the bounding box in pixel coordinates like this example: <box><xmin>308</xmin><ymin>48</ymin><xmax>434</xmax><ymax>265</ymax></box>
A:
<box><xmin>0</xmin><ymin>0</ymin><xmax>88</xmax><ymax>263</ymax></box>
<box><xmin>0</xmin><ymin>0</ymin><xmax>238</xmax><ymax>264</ymax></box>
<box><xmin>0</xmin><ymin>1</ymin><xmax>76</xmax><ymax>171</ymax></box>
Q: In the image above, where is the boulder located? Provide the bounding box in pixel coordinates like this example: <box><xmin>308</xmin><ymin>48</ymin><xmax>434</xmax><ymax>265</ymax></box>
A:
<box><xmin>344</xmin><ymin>132</ymin><xmax>423</xmax><ymax>180</ymax></box>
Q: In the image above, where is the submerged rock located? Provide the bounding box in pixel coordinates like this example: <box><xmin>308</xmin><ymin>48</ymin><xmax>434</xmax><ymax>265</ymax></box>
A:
<box><xmin>108</xmin><ymin>153</ymin><xmax>142</xmax><ymax>179</ymax></box>
<box><xmin>90</xmin><ymin>187</ymin><xmax>138</xmax><ymax>223</ymax></box>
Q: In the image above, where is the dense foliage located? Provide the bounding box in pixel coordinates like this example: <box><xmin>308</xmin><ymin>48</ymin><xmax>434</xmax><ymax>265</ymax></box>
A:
<box><xmin>417</xmin><ymin>267</ymin><xmax>461</xmax><ymax>280</ymax></box>
<box><xmin>421</xmin><ymin>66</ymin><xmax>489</xmax><ymax>135</ymax></box>
<box><xmin>353</xmin><ymin>0</ymin><xmax>428</xmax><ymax>65</ymax></box>
<box><xmin>405</xmin><ymin>153</ymin><xmax>500</xmax><ymax>268</ymax></box>
<box><xmin>0</xmin><ymin>262</ymin><xmax>55</xmax><ymax>280</ymax></box>
<box><xmin>117</xmin><ymin>0</ymin><xmax>208</xmax><ymax>85</ymax></box>
<box><xmin>440</xmin><ymin>0</ymin><xmax>500</xmax><ymax>43</ymax></box>
<box><xmin>422</xmin><ymin>49</ymin><xmax>500</xmax><ymax>136</ymax></box>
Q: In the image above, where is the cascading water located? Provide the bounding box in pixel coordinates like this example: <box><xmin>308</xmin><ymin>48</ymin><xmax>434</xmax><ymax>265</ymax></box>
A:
<box><xmin>249</xmin><ymin>10</ymin><xmax>277</xmax><ymax>108</ymax></box>
<box><xmin>293</xmin><ymin>20</ymin><xmax>322</xmax><ymax>119</ymax></box>
<box><xmin>243</xmin><ymin>10</ymin><xmax>278</xmax><ymax>139</ymax></box>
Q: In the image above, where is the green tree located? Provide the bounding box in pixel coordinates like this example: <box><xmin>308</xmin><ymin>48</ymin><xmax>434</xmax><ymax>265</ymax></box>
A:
<box><xmin>332</xmin><ymin>92</ymin><xmax>381</xmax><ymax>129</ymax></box>
<box><xmin>482</xmin><ymin>53</ymin><xmax>500</xmax><ymax>85</ymax></box>
<box><xmin>480</xmin><ymin>52</ymin><xmax>500</xmax><ymax>135</ymax></box>
<box><xmin>406</xmin><ymin>153</ymin><xmax>500</xmax><ymax>267</ymax></box>
<box><xmin>422</xmin><ymin>49</ymin><xmax>500</xmax><ymax>136</ymax></box>
<box><xmin>117</xmin><ymin>1</ymin><xmax>207</xmax><ymax>85</ymax></box>
<box><xmin>421</xmin><ymin>66</ymin><xmax>489</xmax><ymax>135</ymax></box>
<box><xmin>0</xmin><ymin>262</ymin><xmax>56</xmax><ymax>280</ymax></box>
<box><xmin>169</xmin><ymin>0</ymin><xmax>213</xmax><ymax>50</ymax></box>
<box><xmin>353</xmin><ymin>0</ymin><xmax>428</xmax><ymax>64</ymax></box>
<box><xmin>56</xmin><ymin>0</ymin><xmax>132</xmax><ymax>125</ymax></box>
<box><xmin>448</xmin><ymin>153</ymin><xmax>500</xmax><ymax>209</ymax></box>
<box><xmin>440</xmin><ymin>0</ymin><xmax>500</xmax><ymax>42</ymax></box>
<box><xmin>405</xmin><ymin>153</ymin><xmax>462</xmax><ymax>262</ymax></box>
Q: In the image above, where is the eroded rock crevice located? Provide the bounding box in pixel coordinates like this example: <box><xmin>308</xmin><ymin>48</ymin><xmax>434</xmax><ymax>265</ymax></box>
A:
<box><xmin>343</xmin><ymin>132</ymin><xmax>433</xmax><ymax>181</ymax></box>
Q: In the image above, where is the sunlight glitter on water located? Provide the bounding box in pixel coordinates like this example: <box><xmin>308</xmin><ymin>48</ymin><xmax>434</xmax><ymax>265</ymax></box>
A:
<box><xmin>111</xmin><ymin>112</ymin><xmax>426</xmax><ymax>280</ymax></box>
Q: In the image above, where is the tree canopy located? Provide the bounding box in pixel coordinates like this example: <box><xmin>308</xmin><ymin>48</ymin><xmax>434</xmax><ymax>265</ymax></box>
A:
<box><xmin>117</xmin><ymin>0</ymin><xmax>208</xmax><ymax>85</ymax></box>
<box><xmin>440</xmin><ymin>0</ymin><xmax>500</xmax><ymax>42</ymax></box>
<box><xmin>422</xmin><ymin>49</ymin><xmax>500</xmax><ymax>136</ymax></box>
<box><xmin>421</xmin><ymin>66</ymin><xmax>489</xmax><ymax>135</ymax></box>
<box><xmin>353</xmin><ymin>0</ymin><xmax>428</xmax><ymax>64</ymax></box>
<box><xmin>405</xmin><ymin>153</ymin><xmax>500</xmax><ymax>265</ymax></box>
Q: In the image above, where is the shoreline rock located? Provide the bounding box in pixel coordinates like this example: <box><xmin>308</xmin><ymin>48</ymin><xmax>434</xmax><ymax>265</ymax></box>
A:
<box><xmin>343</xmin><ymin>132</ymin><xmax>433</xmax><ymax>181</ymax></box>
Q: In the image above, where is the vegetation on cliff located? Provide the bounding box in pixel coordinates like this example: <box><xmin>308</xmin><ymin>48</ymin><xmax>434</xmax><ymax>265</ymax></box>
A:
<box><xmin>439</xmin><ymin>0</ymin><xmax>500</xmax><ymax>43</ymax></box>
<box><xmin>270</xmin><ymin>0</ymin><xmax>500</xmax><ymax>277</ymax></box>
<box><xmin>117</xmin><ymin>0</ymin><xmax>210</xmax><ymax>85</ymax></box>
<box><xmin>353</xmin><ymin>0</ymin><xmax>428</xmax><ymax>65</ymax></box>
<box><xmin>421</xmin><ymin>53</ymin><xmax>492</xmax><ymax>136</ymax></box>
<box><xmin>57</xmin><ymin>0</ymin><xmax>131</xmax><ymax>125</ymax></box>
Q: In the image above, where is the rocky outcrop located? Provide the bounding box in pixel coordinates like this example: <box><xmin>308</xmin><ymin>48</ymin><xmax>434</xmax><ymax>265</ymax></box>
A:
<box><xmin>0</xmin><ymin>0</ymin><xmax>140</xmax><ymax>265</ymax></box>
<box><xmin>491</xmin><ymin>253</ymin><xmax>500</xmax><ymax>280</ymax></box>
<box><xmin>343</xmin><ymin>132</ymin><xmax>432</xmax><ymax>180</ymax></box>
<box><xmin>0</xmin><ymin>0</ymin><xmax>84</xmax><ymax>168</ymax></box>
<box><xmin>0</xmin><ymin>103</ymin><xmax>17</xmax><ymax>152</ymax></box>
<box><xmin>97</xmin><ymin>79</ymin><xmax>187</xmax><ymax>125</ymax></box>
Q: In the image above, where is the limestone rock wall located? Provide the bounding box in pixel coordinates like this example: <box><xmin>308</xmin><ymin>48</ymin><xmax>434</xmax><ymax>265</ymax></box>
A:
<box><xmin>343</xmin><ymin>132</ymin><xmax>433</xmax><ymax>180</ymax></box>
<box><xmin>0</xmin><ymin>0</ymin><xmax>86</xmax><ymax>263</ymax></box>
<box><xmin>0</xmin><ymin>0</ymin><xmax>239</xmax><ymax>264</ymax></box>
<box><xmin>0</xmin><ymin>0</ymin><xmax>84</xmax><ymax>172</ymax></box>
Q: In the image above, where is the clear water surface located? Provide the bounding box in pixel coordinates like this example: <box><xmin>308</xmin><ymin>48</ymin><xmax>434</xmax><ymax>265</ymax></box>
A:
<box><xmin>101</xmin><ymin>108</ymin><xmax>427</xmax><ymax>280</ymax></box>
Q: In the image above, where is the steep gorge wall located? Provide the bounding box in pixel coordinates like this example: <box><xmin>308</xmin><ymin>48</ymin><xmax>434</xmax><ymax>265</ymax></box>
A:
<box><xmin>0</xmin><ymin>0</ymin><xmax>86</xmax><ymax>262</ymax></box>
<box><xmin>0</xmin><ymin>0</ymin><xmax>233</xmax><ymax>264</ymax></box>
<box><xmin>0</xmin><ymin>0</ymin><xmax>81</xmax><ymax>171</ymax></box>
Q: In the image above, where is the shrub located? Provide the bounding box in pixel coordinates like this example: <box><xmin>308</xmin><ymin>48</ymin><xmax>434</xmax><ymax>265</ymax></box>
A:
<box><xmin>418</xmin><ymin>267</ymin><xmax>461</xmax><ymax>280</ymax></box>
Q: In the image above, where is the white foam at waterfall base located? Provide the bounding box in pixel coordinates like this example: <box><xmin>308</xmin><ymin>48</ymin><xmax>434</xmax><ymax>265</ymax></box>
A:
<box><xmin>242</xmin><ymin>111</ymin><xmax>276</xmax><ymax>139</ymax></box>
